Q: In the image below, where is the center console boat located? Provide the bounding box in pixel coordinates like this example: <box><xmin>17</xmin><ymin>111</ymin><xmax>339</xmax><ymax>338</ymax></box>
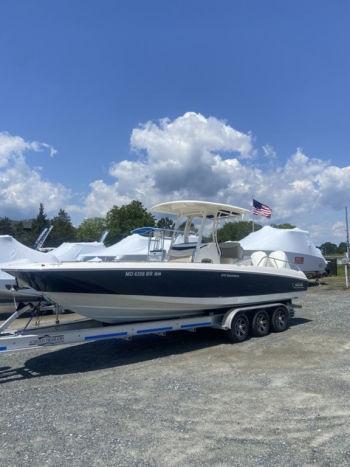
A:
<box><xmin>4</xmin><ymin>201</ymin><xmax>308</xmax><ymax>324</ymax></box>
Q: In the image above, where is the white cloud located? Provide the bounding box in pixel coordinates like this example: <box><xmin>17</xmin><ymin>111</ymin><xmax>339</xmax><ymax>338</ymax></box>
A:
<box><xmin>2</xmin><ymin>114</ymin><xmax>349</xmax><ymax>244</ymax></box>
<box><xmin>0</xmin><ymin>131</ymin><xmax>70</xmax><ymax>218</ymax></box>
<box><xmin>81</xmin><ymin>112</ymin><xmax>255</xmax><ymax>215</ymax></box>
<box><xmin>262</xmin><ymin>144</ymin><xmax>276</xmax><ymax>159</ymax></box>
<box><xmin>332</xmin><ymin>221</ymin><xmax>346</xmax><ymax>240</ymax></box>
<box><xmin>80</xmin><ymin>112</ymin><xmax>350</xmax><ymax>245</ymax></box>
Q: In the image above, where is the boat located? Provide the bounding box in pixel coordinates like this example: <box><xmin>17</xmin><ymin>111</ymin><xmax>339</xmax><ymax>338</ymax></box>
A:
<box><xmin>50</xmin><ymin>241</ymin><xmax>106</xmax><ymax>261</ymax></box>
<box><xmin>4</xmin><ymin>201</ymin><xmax>309</xmax><ymax>324</ymax></box>
<box><xmin>79</xmin><ymin>227</ymin><xmax>196</xmax><ymax>262</ymax></box>
<box><xmin>0</xmin><ymin>269</ymin><xmax>43</xmax><ymax>313</ymax></box>
<box><xmin>0</xmin><ymin>235</ymin><xmax>59</xmax><ymax>313</ymax></box>
<box><xmin>239</xmin><ymin>226</ymin><xmax>327</xmax><ymax>277</ymax></box>
<box><xmin>0</xmin><ymin>235</ymin><xmax>105</xmax><ymax>313</ymax></box>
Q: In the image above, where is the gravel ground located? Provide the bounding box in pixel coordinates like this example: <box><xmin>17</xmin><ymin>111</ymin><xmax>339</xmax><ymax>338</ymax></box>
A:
<box><xmin>1</xmin><ymin>288</ymin><xmax>350</xmax><ymax>466</ymax></box>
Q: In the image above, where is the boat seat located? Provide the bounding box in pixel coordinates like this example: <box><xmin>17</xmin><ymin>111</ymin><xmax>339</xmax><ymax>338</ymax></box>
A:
<box><xmin>269</xmin><ymin>250</ymin><xmax>290</xmax><ymax>269</ymax></box>
<box><xmin>195</xmin><ymin>243</ymin><xmax>220</xmax><ymax>264</ymax></box>
<box><xmin>219</xmin><ymin>241</ymin><xmax>243</xmax><ymax>264</ymax></box>
<box><xmin>251</xmin><ymin>251</ymin><xmax>269</xmax><ymax>267</ymax></box>
<box><xmin>168</xmin><ymin>243</ymin><xmax>196</xmax><ymax>262</ymax></box>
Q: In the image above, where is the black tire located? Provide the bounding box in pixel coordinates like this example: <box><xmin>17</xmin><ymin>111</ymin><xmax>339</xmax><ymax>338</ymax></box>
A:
<box><xmin>227</xmin><ymin>313</ymin><xmax>250</xmax><ymax>343</ymax></box>
<box><xmin>270</xmin><ymin>306</ymin><xmax>289</xmax><ymax>332</ymax></box>
<box><xmin>251</xmin><ymin>310</ymin><xmax>270</xmax><ymax>337</ymax></box>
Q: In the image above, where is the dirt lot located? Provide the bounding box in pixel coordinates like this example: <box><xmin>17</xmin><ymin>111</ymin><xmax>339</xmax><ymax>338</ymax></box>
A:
<box><xmin>1</xmin><ymin>285</ymin><xmax>350</xmax><ymax>466</ymax></box>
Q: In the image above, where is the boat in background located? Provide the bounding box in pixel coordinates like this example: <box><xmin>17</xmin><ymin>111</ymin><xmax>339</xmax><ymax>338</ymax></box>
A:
<box><xmin>80</xmin><ymin>228</ymin><xmax>170</xmax><ymax>262</ymax></box>
<box><xmin>5</xmin><ymin>200</ymin><xmax>309</xmax><ymax>324</ymax></box>
<box><xmin>51</xmin><ymin>241</ymin><xmax>106</xmax><ymax>261</ymax></box>
<box><xmin>0</xmin><ymin>234</ymin><xmax>106</xmax><ymax>313</ymax></box>
<box><xmin>239</xmin><ymin>226</ymin><xmax>327</xmax><ymax>277</ymax></box>
<box><xmin>0</xmin><ymin>235</ymin><xmax>59</xmax><ymax>312</ymax></box>
<box><xmin>80</xmin><ymin>227</ymin><xmax>198</xmax><ymax>262</ymax></box>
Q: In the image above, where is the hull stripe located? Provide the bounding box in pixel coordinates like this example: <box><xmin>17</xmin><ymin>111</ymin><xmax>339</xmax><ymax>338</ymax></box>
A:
<box><xmin>181</xmin><ymin>321</ymin><xmax>212</xmax><ymax>329</ymax></box>
<box><xmin>137</xmin><ymin>326</ymin><xmax>173</xmax><ymax>334</ymax></box>
<box><xmin>85</xmin><ymin>331</ymin><xmax>128</xmax><ymax>341</ymax></box>
<box><xmin>0</xmin><ymin>346</ymin><xmax>7</xmax><ymax>351</ymax></box>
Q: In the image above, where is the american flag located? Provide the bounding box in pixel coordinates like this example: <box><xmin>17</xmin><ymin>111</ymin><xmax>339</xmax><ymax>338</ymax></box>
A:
<box><xmin>252</xmin><ymin>199</ymin><xmax>272</xmax><ymax>218</ymax></box>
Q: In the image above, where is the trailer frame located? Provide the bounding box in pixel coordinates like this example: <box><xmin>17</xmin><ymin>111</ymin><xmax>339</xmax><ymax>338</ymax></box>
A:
<box><xmin>0</xmin><ymin>301</ymin><xmax>296</xmax><ymax>354</ymax></box>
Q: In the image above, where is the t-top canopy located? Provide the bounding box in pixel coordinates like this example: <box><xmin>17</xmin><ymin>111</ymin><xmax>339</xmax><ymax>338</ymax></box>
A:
<box><xmin>151</xmin><ymin>200</ymin><xmax>249</xmax><ymax>218</ymax></box>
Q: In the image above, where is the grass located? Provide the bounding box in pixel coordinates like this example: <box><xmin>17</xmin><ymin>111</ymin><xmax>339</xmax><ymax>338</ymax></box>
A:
<box><xmin>314</xmin><ymin>268</ymin><xmax>350</xmax><ymax>291</ymax></box>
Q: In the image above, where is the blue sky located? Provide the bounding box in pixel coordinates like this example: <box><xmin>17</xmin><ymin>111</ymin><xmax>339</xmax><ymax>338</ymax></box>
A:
<box><xmin>0</xmin><ymin>0</ymin><xmax>349</xmax><ymax>242</ymax></box>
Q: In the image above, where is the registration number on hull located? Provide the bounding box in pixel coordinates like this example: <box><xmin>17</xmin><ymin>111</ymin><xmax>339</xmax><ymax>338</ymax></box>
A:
<box><xmin>125</xmin><ymin>271</ymin><xmax>162</xmax><ymax>278</ymax></box>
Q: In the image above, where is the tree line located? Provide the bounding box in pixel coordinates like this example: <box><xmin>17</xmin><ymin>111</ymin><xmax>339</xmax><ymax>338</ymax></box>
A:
<box><xmin>318</xmin><ymin>242</ymin><xmax>348</xmax><ymax>256</ymax></box>
<box><xmin>0</xmin><ymin>201</ymin><xmax>346</xmax><ymax>254</ymax></box>
<box><xmin>0</xmin><ymin>201</ymin><xmax>163</xmax><ymax>247</ymax></box>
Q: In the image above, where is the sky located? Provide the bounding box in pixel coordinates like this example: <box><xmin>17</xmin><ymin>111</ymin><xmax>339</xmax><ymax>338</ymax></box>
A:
<box><xmin>0</xmin><ymin>0</ymin><xmax>349</xmax><ymax>244</ymax></box>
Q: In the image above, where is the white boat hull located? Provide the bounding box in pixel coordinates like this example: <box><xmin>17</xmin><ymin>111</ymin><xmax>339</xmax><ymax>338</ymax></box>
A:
<box><xmin>4</xmin><ymin>261</ymin><xmax>309</xmax><ymax>324</ymax></box>
<box><xmin>45</xmin><ymin>290</ymin><xmax>306</xmax><ymax>323</ymax></box>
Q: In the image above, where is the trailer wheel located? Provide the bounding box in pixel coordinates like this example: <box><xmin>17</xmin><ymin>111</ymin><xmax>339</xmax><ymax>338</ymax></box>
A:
<box><xmin>270</xmin><ymin>306</ymin><xmax>289</xmax><ymax>332</ymax></box>
<box><xmin>251</xmin><ymin>310</ymin><xmax>270</xmax><ymax>337</ymax></box>
<box><xmin>227</xmin><ymin>313</ymin><xmax>249</xmax><ymax>343</ymax></box>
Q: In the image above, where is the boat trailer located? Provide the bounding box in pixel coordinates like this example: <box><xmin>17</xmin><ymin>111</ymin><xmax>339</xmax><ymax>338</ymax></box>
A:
<box><xmin>0</xmin><ymin>301</ymin><xmax>297</xmax><ymax>353</ymax></box>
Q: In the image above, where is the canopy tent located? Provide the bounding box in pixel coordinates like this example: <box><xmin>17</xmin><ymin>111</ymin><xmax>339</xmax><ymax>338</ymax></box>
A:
<box><xmin>239</xmin><ymin>226</ymin><xmax>327</xmax><ymax>274</ymax></box>
<box><xmin>51</xmin><ymin>242</ymin><xmax>106</xmax><ymax>262</ymax></box>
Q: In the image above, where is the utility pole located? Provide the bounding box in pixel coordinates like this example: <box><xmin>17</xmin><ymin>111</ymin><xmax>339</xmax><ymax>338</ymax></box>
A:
<box><xmin>346</xmin><ymin>206</ymin><xmax>350</xmax><ymax>258</ymax></box>
<box><xmin>345</xmin><ymin>207</ymin><xmax>349</xmax><ymax>289</ymax></box>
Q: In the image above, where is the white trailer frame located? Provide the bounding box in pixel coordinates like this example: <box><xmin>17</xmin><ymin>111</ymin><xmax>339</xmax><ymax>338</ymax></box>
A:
<box><xmin>0</xmin><ymin>302</ymin><xmax>296</xmax><ymax>354</ymax></box>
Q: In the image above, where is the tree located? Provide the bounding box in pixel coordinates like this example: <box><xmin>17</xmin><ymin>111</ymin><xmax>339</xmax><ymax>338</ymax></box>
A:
<box><xmin>156</xmin><ymin>217</ymin><xmax>175</xmax><ymax>230</ymax></box>
<box><xmin>12</xmin><ymin>221</ymin><xmax>33</xmax><ymax>246</ymax></box>
<box><xmin>271</xmin><ymin>223</ymin><xmax>296</xmax><ymax>229</ymax></box>
<box><xmin>76</xmin><ymin>217</ymin><xmax>107</xmax><ymax>242</ymax></box>
<box><xmin>48</xmin><ymin>209</ymin><xmax>76</xmax><ymax>246</ymax></box>
<box><xmin>337</xmin><ymin>242</ymin><xmax>348</xmax><ymax>254</ymax></box>
<box><xmin>0</xmin><ymin>217</ymin><xmax>14</xmax><ymax>236</ymax></box>
<box><xmin>31</xmin><ymin>204</ymin><xmax>50</xmax><ymax>244</ymax></box>
<box><xmin>319</xmin><ymin>242</ymin><xmax>337</xmax><ymax>256</ymax></box>
<box><xmin>106</xmin><ymin>200</ymin><xmax>155</xmax><ymax>244</ymax></box>
<box><xmin>217</xmin><ymin>221</ymin><xmax>261</xmax><ymax>242</ymax></box>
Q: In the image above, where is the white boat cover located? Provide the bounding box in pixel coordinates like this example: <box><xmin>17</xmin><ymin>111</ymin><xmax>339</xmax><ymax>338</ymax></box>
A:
<box><xmin>81</xmin><ymin>234</ymin><xmax>172</xmax><ymax>261</ymax></box>
<box><xmin>51</xmin><ymin>242</ymin><xmax>106</xmax><ymax>262</ymax></box>
<box><xmin>0</xmin><ymin>235</ymin><xmax>58</xmax><ymax>298</ymax></box>
<box><xmin>239</xmin><ymin>226</ymin><xmax>327</xmax><ymax>273</ymax></box>
<box><xmin>0</xmin><ymin>237</ymin><xmax>106</xmax><ymax>309</ymax></box>
<box><xmin>0</xmin><ymin>235</ymin><xmax>58</xmax><ymax>264</ymax></box>
<box><xmin>0</xmin><ymin>269</ymin><xmax>14</xmax><ymax>287</ymax></box>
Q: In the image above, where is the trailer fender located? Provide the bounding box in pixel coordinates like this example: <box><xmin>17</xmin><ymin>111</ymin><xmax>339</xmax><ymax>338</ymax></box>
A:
<box><xmin>221</xmin><ymin>309</ymin><xmax>245</xmax><ymax>330</ymax></box>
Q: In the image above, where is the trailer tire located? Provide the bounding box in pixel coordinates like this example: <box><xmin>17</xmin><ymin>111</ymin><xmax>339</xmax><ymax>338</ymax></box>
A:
<box><xmin>251</xmin><ymin>310</ymin><xmax>270</xmax><ymax>337</ymax></box>
<box><xmin>227</xmin><ymin>312</ymin><xmax>249</xmax><ymax>343</ymax></box>
<box><xmin>270</xmin><ymin>306</ymin><xmax>289</xmax><ymax>333</ymax></box>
